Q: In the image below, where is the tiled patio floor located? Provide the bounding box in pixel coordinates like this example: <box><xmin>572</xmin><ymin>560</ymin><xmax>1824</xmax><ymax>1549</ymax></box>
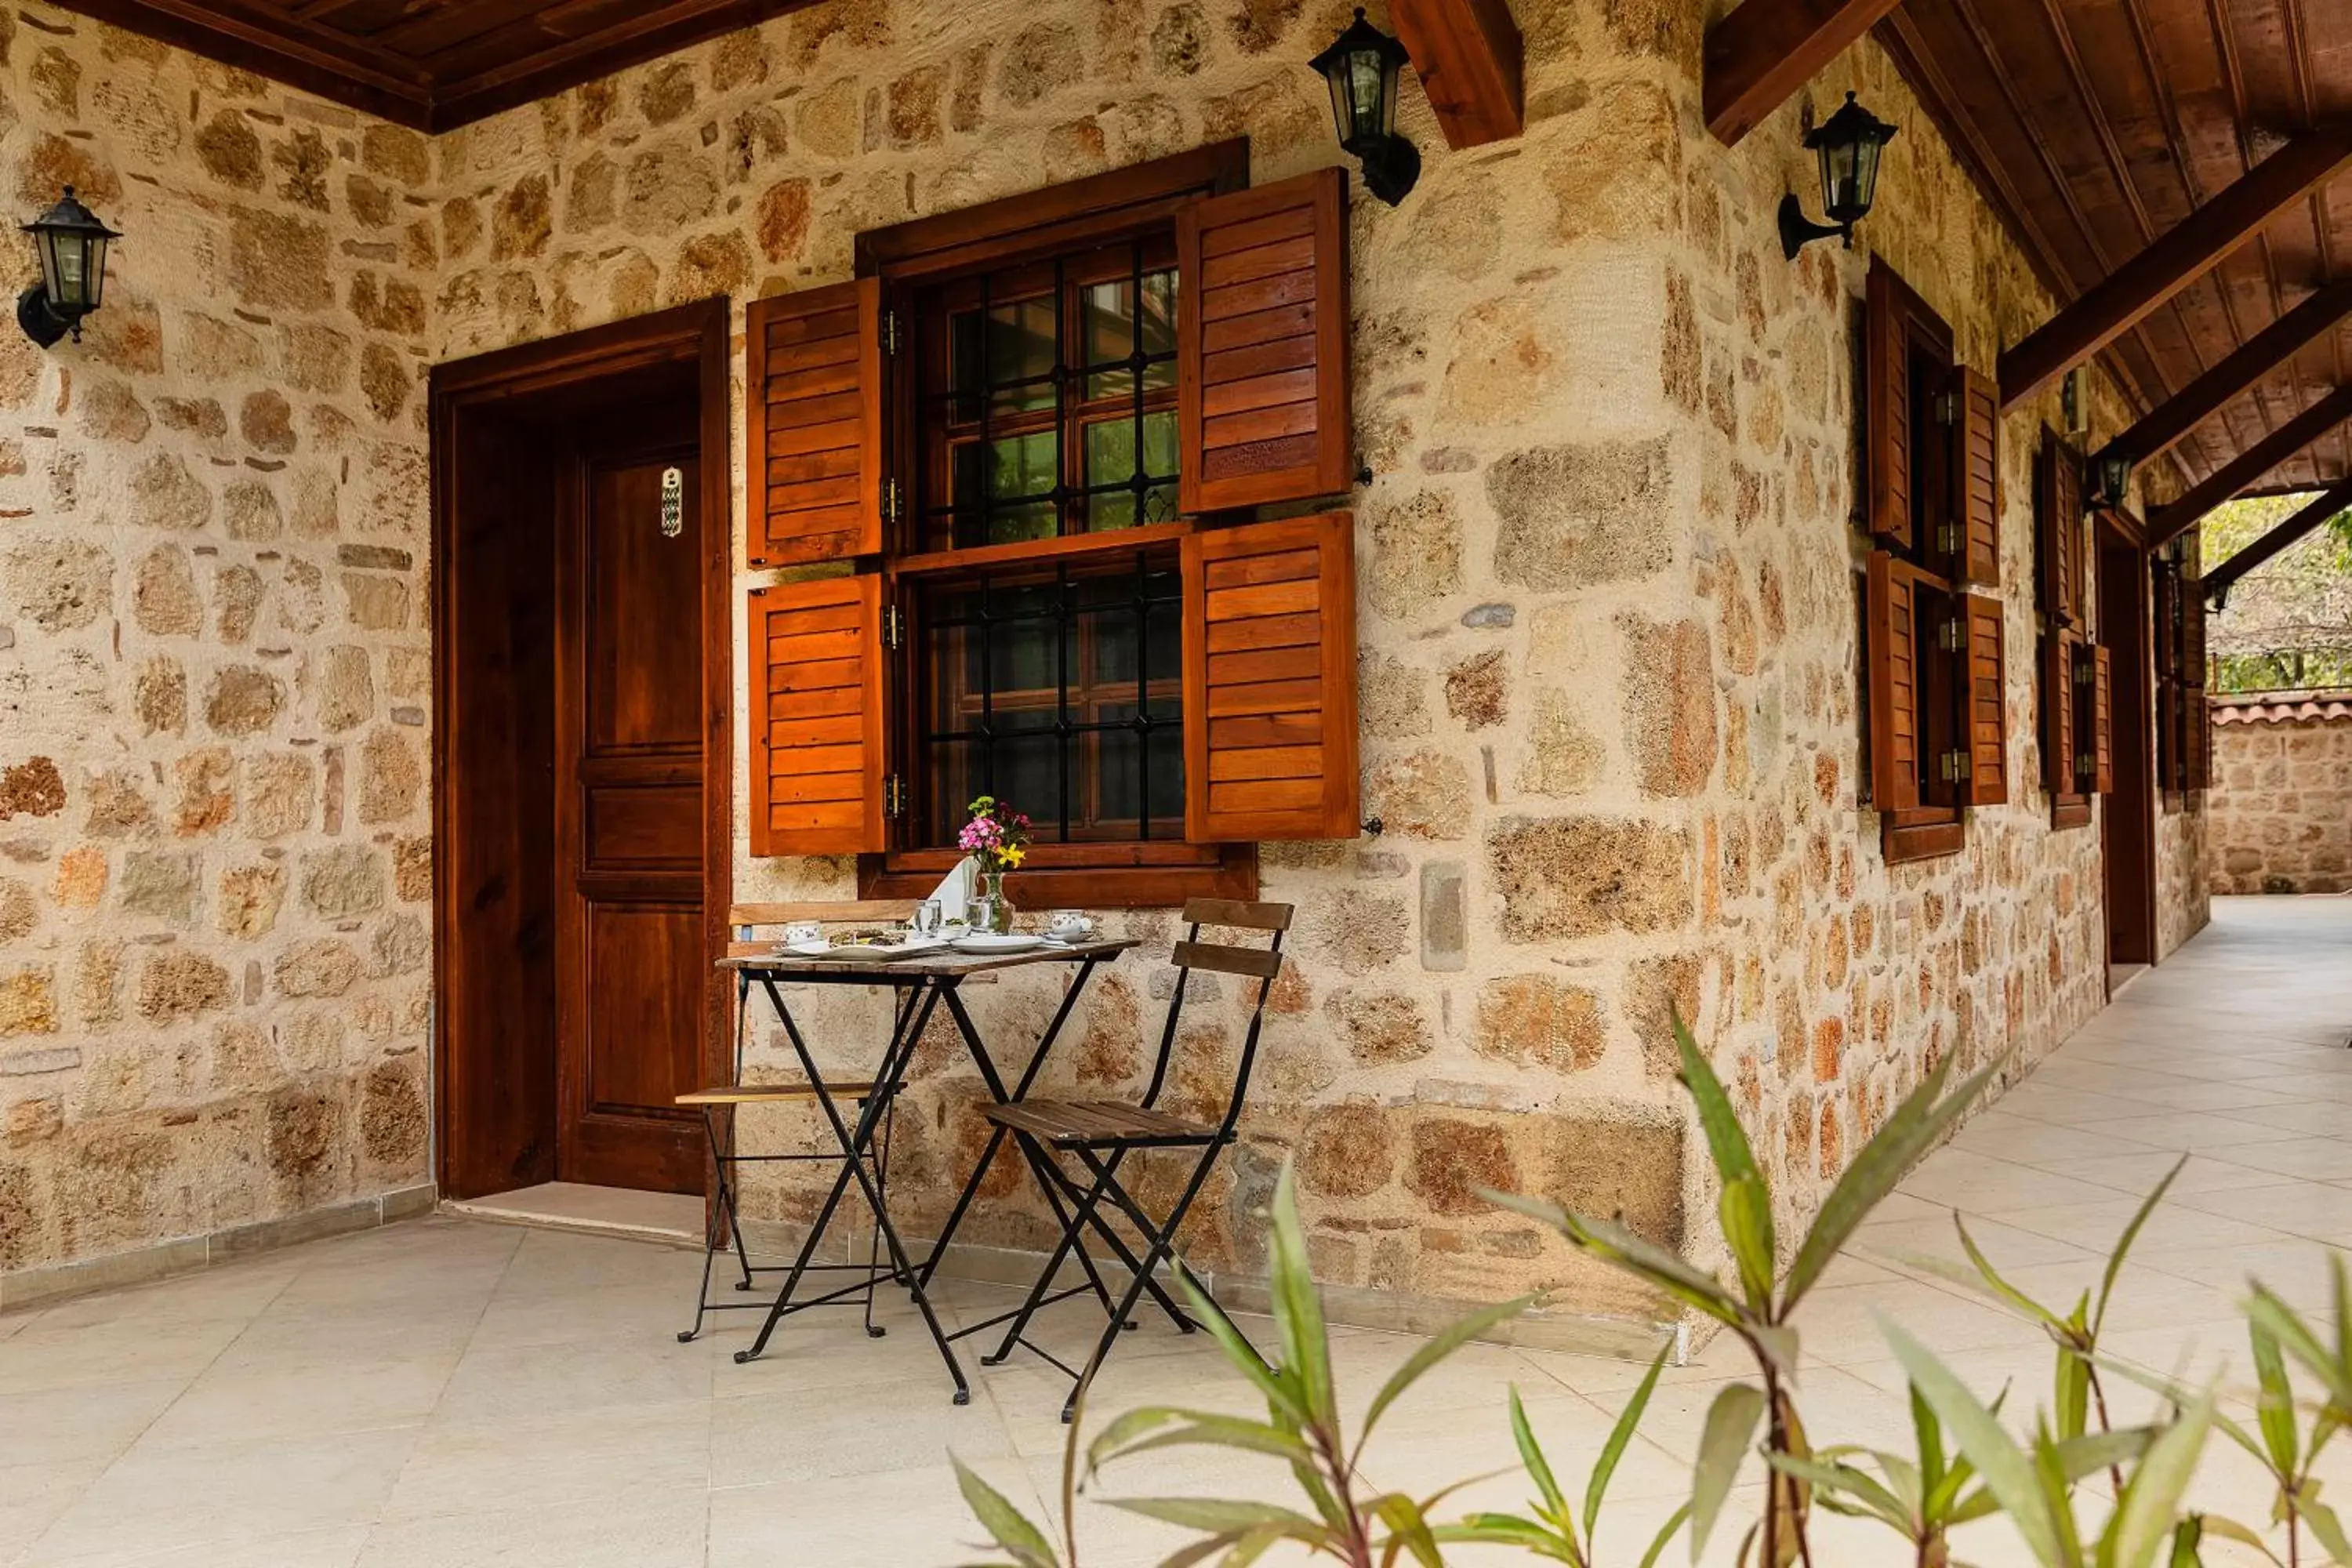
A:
<box><xmin>4</xmin><ymin>896</ymin><xmax>2348</xmax><ymax>1567</ymax></box>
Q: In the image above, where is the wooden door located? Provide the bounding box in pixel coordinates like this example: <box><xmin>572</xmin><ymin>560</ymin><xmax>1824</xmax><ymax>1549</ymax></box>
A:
<box><xmin>2097</xmin><ymin>535</ymin><xmax>2158</xmax><ymax>968</ymax></box>
<box><xmin>554</xmin><ymin>416</ymin><xmax>708</xmax><ymax>1193</ymax></box>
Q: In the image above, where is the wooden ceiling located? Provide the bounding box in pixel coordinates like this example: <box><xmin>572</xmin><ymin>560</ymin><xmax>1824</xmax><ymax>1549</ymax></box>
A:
<box><xmin>52</xmin><ymin>0</ymin><xmax>818</xmax><ymax>131</ymax></box>
<box><xmin>1881</xmin><ymin>0</ymin><xmax>2352</xmax><ymax>497</ymax></box>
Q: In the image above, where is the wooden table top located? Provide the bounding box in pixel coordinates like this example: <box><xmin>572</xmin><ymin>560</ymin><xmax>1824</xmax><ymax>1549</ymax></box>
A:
<box><xmin>718</xmin><ymin>936</ymin><xmax>1140</xmax><ymax>980</ymax></box>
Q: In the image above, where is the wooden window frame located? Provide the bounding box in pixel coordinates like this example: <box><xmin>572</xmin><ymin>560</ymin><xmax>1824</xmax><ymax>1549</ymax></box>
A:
<box><xmin>854</xmin><ymin>143</ymin><xmax>1261</xmax><ymax>909</ymax></box>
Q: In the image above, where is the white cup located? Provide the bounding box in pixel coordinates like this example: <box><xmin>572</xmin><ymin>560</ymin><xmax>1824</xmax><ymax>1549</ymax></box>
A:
<box><xmin>1047</xmin><ymin>909</ymin><xmax>1094</xmax><ymax>939</ymax></box>
<box><xmin>781</xmin><ymin>920</ymin><xmax>823</xmax><ymax>948</ymax></box>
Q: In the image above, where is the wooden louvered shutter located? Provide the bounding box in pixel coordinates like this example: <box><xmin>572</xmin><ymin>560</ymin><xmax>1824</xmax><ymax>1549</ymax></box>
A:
<box><xmin>1962</xmin><ymin>590</ymin><xmax>2008</xmax><ymax>806</ymax></box>
<box><xmin>2037</xmin><ymin>434</ymin><xmax>2082</xmax><ymax>626</ymax></box>
<box><xmin>746</xmin><ymin>279</ymin><xmax>884</xmax><ymax>568</ymax></box>
<box><xmin>2184</xmin><ymin>583</ymin><xmax>2209</xmax><ymax>789</ymax></box>
<box><xmin>1176</xmin><ymin>168</ymin><xmax>1351</xmax><ymax>514</ymax></box>
<box><xmin>1865</xmin><ymin>266</ymin><xmax>1915</xmax><ymax>550</ymax></box>
<box><xmin>1952</xmin><ymin>367</ymin><xmax>2001</xmax><ymax>586</ymax></box>
<box><xmin>749</xmin><ymin>575</ymin><xmax>885</xmax><ymax>856</ymax></box>
<box><xmin>1182</xmin><ymin>511</ymin><xmax>1358</xmax><ymax>841</ymax></box>
<box><xmin>1865</xmin><ymin>550</ymin><xmax>1920</xmax><ymax>812</ymax></box>
<box><xmin>2043</xmin><ymin>633</ymin><xmax>2077</xmax><ymax>797</ymax></box>
<box><xmin>2090</xmin><ymin>643</ymin><xmax>2114</xmax><ymax>794</ymax></box>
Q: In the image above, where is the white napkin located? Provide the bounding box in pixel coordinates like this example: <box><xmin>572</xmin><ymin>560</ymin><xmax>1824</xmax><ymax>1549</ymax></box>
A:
<box><xmin>926</xmin><ymin>856</ymin><xmax>975</xmax><ymax>926</ymax></box>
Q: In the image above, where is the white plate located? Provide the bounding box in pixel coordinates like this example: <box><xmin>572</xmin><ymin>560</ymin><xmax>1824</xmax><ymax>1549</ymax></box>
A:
<box><xmin>952</xmin><ymin>933</ymin><xmax>1045</xmax><ymax>953</ymax></box>
<box><xmin>779</xmin><ymin>937</ymin><xmax>949</xmax><ymax>961</ymax></box>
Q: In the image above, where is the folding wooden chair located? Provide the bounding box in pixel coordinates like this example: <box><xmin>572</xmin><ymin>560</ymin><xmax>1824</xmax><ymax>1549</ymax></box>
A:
<box><xmin>978</xmin><ymin>898</ymin><xmax>1290</xmax><ymax>1419</ymax></box>
<box><xmin>676</xmin><ymin>901</ymin><xmax>919</xmax><ymax>1345</ymax></box>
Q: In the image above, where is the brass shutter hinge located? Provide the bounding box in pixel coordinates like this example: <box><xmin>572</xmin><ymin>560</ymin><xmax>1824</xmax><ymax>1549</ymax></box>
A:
<box><xmin>1936</xmin><ymin>617</ymin><xmax>1964</xmax><ymax>652</ymax></box>
<box><xmin>1940</xmin><ymin>749</ymin><xmax>1973</xmax><ymax>784</ymax></box>
<box><xmin>883</xmin><ymin>775</ymin><xmax>908</xmax><ymax>818</ymax></box>
<box><xmin>2075</xmin><ymin>750</ymin><xmax>2096</xmax><ymax>781</ymax></box>
<box><xmin>880</xmin><ymin>603</ymin><xmax>905</xmax><ymax>652</ymax></box>
<box><xmin>880</xmin><ymin>309</ymin><xmax>902</xmax><ymax>357</ymax></box>
<box><xmin>881</xmin><ymin>477</ymin><xmax>903</xmax><ymax>527</ymax></box>
<box><xmin>1937</xmin><ymin>521</ymin><xmax>1963</xmax><ymax>556</ymax></box>
<box><xmin>1934</xmin><ymin>390</ymin><xmax>1961</xmax><ymax>426</ymax></box>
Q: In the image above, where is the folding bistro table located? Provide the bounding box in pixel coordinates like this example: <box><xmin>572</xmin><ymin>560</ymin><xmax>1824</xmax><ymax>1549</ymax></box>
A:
<box><xmin>713</xmin><ymin>937</ymin><xmax>1139</xmax><ymax>1403</ymax></box>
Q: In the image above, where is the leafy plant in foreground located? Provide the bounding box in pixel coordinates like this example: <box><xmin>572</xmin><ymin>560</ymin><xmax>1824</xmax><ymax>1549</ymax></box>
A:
<box><xmin>1486</xmin><ymin>1014</ymin><xmax>2002</xmax><ymax>1566</ymax></box>
<box><xmin>1907</xmin><ymin>1154</ymin><xmax>2187</xmax><ymax>1486</ymax></box>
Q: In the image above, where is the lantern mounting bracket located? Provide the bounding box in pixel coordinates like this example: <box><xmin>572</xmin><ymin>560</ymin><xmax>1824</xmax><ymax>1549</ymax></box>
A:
<box><xmin>15</xmin><ymin>286</ymin><xmax>71</xmax><ymax>350</ymax></box>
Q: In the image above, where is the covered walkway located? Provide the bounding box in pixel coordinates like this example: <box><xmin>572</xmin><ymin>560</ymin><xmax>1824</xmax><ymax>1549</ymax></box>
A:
<box><xmin>2</xmin><ymin>898</ymin><xmax>2347</xmax><ymax>1567</ymax></box>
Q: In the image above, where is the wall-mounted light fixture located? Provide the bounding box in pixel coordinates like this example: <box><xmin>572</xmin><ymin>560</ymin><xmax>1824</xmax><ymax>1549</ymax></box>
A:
<box><xmin>1779</xmin><ymin>93</ymin><xmax>1897</xmax><ymax>259</ymax></box>
<box><xmin>2087</xmin><ymin>448</ymin><xmax>2134</xmax><ymax>510</ymax></box>
<box><xmin>1311</xmin><ymin>9</ymin><xmax>1419</xmax><ymax>207</ymax></box>
<box><xmin>18</xmin><ymin>187</ymin><xmax>119</xmax><ymax>349</ymax></box>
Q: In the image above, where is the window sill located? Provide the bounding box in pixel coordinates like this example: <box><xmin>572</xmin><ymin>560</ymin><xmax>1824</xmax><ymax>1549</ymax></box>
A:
<box><xmin>859</xmin><ymin>842</ymin><xmax>1257</xmax><ymax>909</ymax></box>
<box><xmin>2053</xmin><ymin>796</ymin><xmax>2092</xmax><ymax>830</ymax></box>
<box><xmin>1883</xmin><ymin>811</ymin><xmax>1965</xmax><ymax>866</ymax></box>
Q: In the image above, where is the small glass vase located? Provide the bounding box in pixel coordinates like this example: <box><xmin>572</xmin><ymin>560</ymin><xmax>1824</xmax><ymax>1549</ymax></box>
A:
<box><xmin>967</xmin><ymin>866</ymin><xmax>1014</xmax><ymax>935</ymax></box>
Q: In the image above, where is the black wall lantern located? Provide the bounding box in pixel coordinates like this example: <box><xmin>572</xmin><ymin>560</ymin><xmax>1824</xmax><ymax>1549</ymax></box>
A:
<box><xmin>1779</xmin><ymin>92</ymin><xmax>1898</xmax><ymax>259</ymax></box>
<box><xmin>1311</xmin><ymin>8</ymin><xmax>1419</xmax><ymax>206</ymax></box>
<box><xmin>2087</xmin><ymin>447</ymin><xmax>2135</xmax><ymax>510</ymax></box>
<box><xmin>19</xmin><ymin>187</ymin><xmax>120</xmax><ymax>349</ymax></box>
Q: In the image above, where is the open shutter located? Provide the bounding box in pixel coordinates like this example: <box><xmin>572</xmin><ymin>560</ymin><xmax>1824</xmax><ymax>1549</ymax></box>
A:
<box><xmin>1182</xmin><ymin>510</ymin><xmax>1357</xmax><ymax>841</ymax></box>
<box><xmin>749</xmin><ymin>575</ymin><xmax>885</xmax><ymax>856</ymax></box>
<box><xmin>1864</xmin><ymin>550</ymin><xmax>1921</xmax><ymax>812</ymax></box>
<box><xmin>2036</xmin><ymin>434</ymin><xmax>2082</xmax><ymax>626</ymax></box>
<box><xmin>746</xmin><ymin>278</ymin><xmax>884</xmax><ymax>568</ymax></box>
<box><xmin>1865</xmin><ymin>266</ymin><xmax>1916</xmax><ymax>549</ymax></box>
<box><xmin>2042</xmin><ymin>632</ymin><xmax>2078</xmax><ymax>797</ymax></box>
<box><xmin>1952</xmin><ymin>367</ymin><xmax>2001</xmax><ymax>586</ymax></box>
<box><xmin>2184</xmin><ymin>583</ymin><xmax>2209</xmax><ymax>789</ymax></box>
<box><xmin>1176</xmin><ymin>167</ymin><xmax>1351</xmax><ymax>514</ymax></box>
<box><xmin>2090</xmin><ymin>643</ymin><xmax>2114</xmax><ymax>793</ymax></box>
<box><xmin>1962</xmin><ymin>590</ymin><xmax>2008</xmax><ymax>806</ymax></box>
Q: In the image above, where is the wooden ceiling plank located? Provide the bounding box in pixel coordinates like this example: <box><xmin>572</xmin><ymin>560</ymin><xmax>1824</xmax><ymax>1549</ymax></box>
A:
<box><xmin>2201</xmin><ymin>474</ymin><xmax>2352</xmax><ymax>597</ymax></box>
<box><xmin>44</xmin><ymin>0</ymin><xmax>432</xmax><ymax>122</ymax></box>
<box><xmin>1998</xmin><ymin>123</ymin><xmax>2352</xmax><ymax>408</ymax></box>
<box><xmin>1703</xmin><ymin>0</ymin><xmax>1908</xmax><ymax>147</ymax></box>
<box><xmin>2104</xmin><ymin>276</ymin><xmax>2352</xmax><ymax>462</ymax></box>
<box><xmin>1388</xmin><ymin>0</ymin><xmax>1524</xmax><ymax>150</ymax></box>
<box><xmin>2145</xmin><ymin>379</ymin><xmax>2352</xmax><ymax>544</ymax></box>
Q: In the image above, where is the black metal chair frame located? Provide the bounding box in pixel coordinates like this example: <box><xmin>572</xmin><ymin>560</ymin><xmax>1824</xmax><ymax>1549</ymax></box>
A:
<box><xmin>978</xmin><ymin>900</ymin><xmax>1288</xmax><ymax>1419</ymax></box>
<box><xmin>675</xmin><ymin>971</ymin><xmax>911</xmax><ymax>1346</ymax></box>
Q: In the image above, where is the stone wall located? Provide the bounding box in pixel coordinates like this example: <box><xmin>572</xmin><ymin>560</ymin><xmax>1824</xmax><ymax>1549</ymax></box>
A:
<box><xmin>1</xmin><ymin>0</ymin><xmax>2217</xmax><ymax>1326</ymax></box>
<box><xmin>0</xmin><ymin>4</ymin><xmax>434</xmax><ymax>1298</ymax></box>
<box><xmin>2209</xmin><ymin>692</ymin><xmax>2352</xmax><ymax>895</ymax></box>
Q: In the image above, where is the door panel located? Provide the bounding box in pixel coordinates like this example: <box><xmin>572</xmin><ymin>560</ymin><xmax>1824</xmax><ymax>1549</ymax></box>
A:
<box><xmin>557</xmin><ymin>434</ymin><xmax>706</xmax><ymax>1194</ymax></box>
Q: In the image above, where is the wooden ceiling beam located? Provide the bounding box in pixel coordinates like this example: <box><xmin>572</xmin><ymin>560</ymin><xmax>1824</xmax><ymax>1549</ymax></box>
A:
<box><xmin>1999</xmin><ymin>125</ymin><xmax>2352</xmax><ymax>410</ymax></box>
<box><xmin>2145</xmin><ymin>382</ymin><xmax>2352</xmax><ymax>548</ymax></box>
<box><xmin>2099</xmin><ymin>278</ymin><xmax>2352</xmax><ymax>470</ymax></box>
<box><xmin>1390</xmin><ymin>0</ymin><xmax>1523</xmax><ymax>150</ymax></box>
<box><xmin>2200</xmin><ymin>476</ymin><xmax>2352</xmax><ymax>602</ymax></box>
<box><xmin>1705</xmin><ymin>0</ymin><xmax>1909</xmax><ymax>147</ymax></box>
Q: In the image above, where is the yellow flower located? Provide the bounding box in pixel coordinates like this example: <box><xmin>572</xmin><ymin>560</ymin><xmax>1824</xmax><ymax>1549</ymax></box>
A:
<box><xmin>1003</xmin><ymin>846</ymin><xmax>1026</xmax><ymax>868</ymax></box>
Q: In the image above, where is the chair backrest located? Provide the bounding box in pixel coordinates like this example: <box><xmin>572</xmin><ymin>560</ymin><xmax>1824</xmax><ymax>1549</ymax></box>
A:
<box><xmin>729</xmin><ymin>900</ymin><xmax>919</xmax><ymax>949</ymax></box>
<box><xmin>1139</xmin><ymin>898</ymin><xmax>1291</xmax><ymax>1136</ymax></box>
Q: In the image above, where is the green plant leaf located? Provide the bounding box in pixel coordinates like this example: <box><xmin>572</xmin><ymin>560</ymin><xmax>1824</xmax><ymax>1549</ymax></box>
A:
<box><xmin>1719</xmin><ymin>1178</ymin><xmax>1778</xmax><ymax>1317</ymax></box>
<box><xmin>1587</xmin><ymin>1346</ymin><xmax>1671</xmax><ymax>1542</ymax></box>
<box><xmin>955</xmin><ymin>1456</ymin><xmax>1062</xmax><ymax>1568</ymax></box>
<box><xmin>2303</xmin><ymin>1497</ymin><xmax>2352</xmax><ymax>1565</ymax></box>
<box><xmin>2051</xmin><ymin>1426</ymin><xmax>2158</xmax><ymax>1482</ymax></box>
<box><xmin>1265</xmin><ymin>1162</ymin><xmax>1335</xmax><ymax>1434</ymax></box>
<box><xmin>1951</xmin><ymin>1212</ymin><xmax>2064</xmax><ymax>1330</ymax></box>
<box><xmin>2249</xmin><ymin>1287</ymin><xmax>2352</xmax><ymax>1412</ymax></box>
<box><xmin>2251</xmin><ymin>1321</ymin><xmax>2300</xmax><ymax>1477</ymax></box>
<box><xmin>2194</xmin><ymin>1512</ymin><xmax>2285</xmax><ymax>1566</ymax></box>
<box><xmin>1437</xmin><ymin>1515</ymin><xmax>1581</xmax><ymax>1563</ymax></box>
<box><xmin>1763</xmin><ymin>1452</ymin><xmax>1907</xmax><ymax>1530</ymax></box>
<box><xmin>1639</xmin><ymin>1502</ymin><xmax>1693</xmax><ymax>1568</ymax></box>
<box><xmin>1784</xmin><ymin>1057</ymin><xmax>2001</xmax><ymax>1309</ymax></box>
<box><xmin>1173</xmin><ymin>1261</ymin><xmax>1305</xmax><ymax>1426</ymax></box>
<box><xmin>1369</xmin><ymin>1491</ymin><xmax>1443</xmax><ymax>1568</ymax></box>
<box><xmin>1672</xmin><ymin>1008</ymin><xmax>1775</xmax><ymax>1295</ymax></box>
<box><xmin>1097</xmin><ymin>1412</ymin><xmax>1318</xmax><ymax>1470</ymax></box>
<box><xmin>1106</xmin><ymin>1498</ymin><xmax>1326</xmax><ymax>1536</ymax></box>
<box><xmin>1508</xmin><ymin>1385</ymin><xmax>1571</xmax><ymax>1530</ymax></box>
<box><xmin>1885</xmin><ymin>1319</ymin><xmax>2061</xmax><ymax>1564</ymax></box>
<box><xmin>2093</xmin><ymin>1157</ymin><xmax>2186</xmax><ymax>1337</ymax></box>
<box><xmin>2103</xmin><ymin>1390</ymin><xmax>2214</xmax><ymax>1568</ymax></box>
<box><xmin>1486</xmin><ymin>1198</ymin><xmax>1744</xmax><ymax>1327</ymax></box>
<box><xmin>1359</xmin><ymin>1293</ymin><xmax>1535</xmax><ymax>1446</ymax></box>
<box><xmin>1690</xmin><ymin>1382</ymin><xmax>1766</xmax><ymax>1562</ymax></box>
<box><xmin>2056</xmin><ymin>1343</ymin><xmax>2092</xmax><ymax>1444</ymax></box>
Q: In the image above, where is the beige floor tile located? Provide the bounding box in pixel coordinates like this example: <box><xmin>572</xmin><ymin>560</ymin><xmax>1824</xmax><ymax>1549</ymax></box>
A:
<box><xmin>0</xmin><ymin>1459</ymin><xmax>110</xmax><ymax>1568</ymax></box>
<box><xmin>2135</xmin><ymin>1238</ymin><xmax>2347</xmax><ymax>1309</ymax></box>
<box><xmin>710</xmin><ymin>1457</ymin><xmax>1042</xmax><ymax>1568</ymax></box>
<box><xmin>355</xmin><ymin>1490</ymin><xmax>706</xmax><ymax>1568</ymax></box>
<box><xmin>1849</xmin><ymin>1212</ymin><xmax>2101</xmax><ymax>1278</ymax></box>
<box><xmin>1982</xmin><ymin>1195</ymin><xmax>2292</xmax><ymax>1254</ymax></box>
<box><xmin>138</xmin><ymin>1354</ymin><xmax>459</xmax><ymax>1450</ymax></box>
<box><xmin>18</xmin><ymin>1526</ymin><xmax>368</xmax><ymax>1568</ymax></box>
<box><xmin>1787</xmin><ymin>1278</ymin><xmax>2047</xmax><ymax>1367</ymax></box>
<box><xmin>1947</xmin><ymin>1112</ymin><xmax>2166</xmax><ymax>1164</ymax></box>
<box><xmin>2024</xmin><ymin>1150</ymin><xmax>2286</xmax><ymax>1195</ymax></box>
<box><xmin>1975</xmin><ymin>1083</ymin><xmax>2161</xmax><ymax>1125</ymax></box>
<box><xmin>29</xmin><ymin>1429</ymin><xmax>416</xmax><ymax>1563</ymax></box>
<box><xmin>2166</xmin><ymin>1177</ymin><xmax>2352</xmax><ymax>1240</ymax></box>
<box><xmin>0</xmin><ymin>1317</ymin><xmax>245</xmax><ymax>1398</ymax></box>
<box><xmin>1896</xmin><ymin>1149</ymin><xmax>2141</xmax><ymax>1212</ymax></box>
<box><xmin>710</xmin><ymin>1366</ymin><xmax>1014</xmax><ymax>1487</ymax></box>
<box><xmin>2078</xmin><ymin>1112</ymin><xmax>2317</xmax><ymax>1153</ymax></box>
<box><xmin>0</xmin><ymin>1379</ymin><xmax>183</xmax><ymax>1468</ymax></box>
<box><xmin>383</xmin><ymin>1399</ymin><xmax>710</xmax><ymax>1522</ymax></box>
<box><xmin>434</xmin><ymin>1336</ymin><xmax>715</xmax><ymax>1425</ymax></box>
<box><xmin>2205</xmin><ymin>1137</ymin><xmax>2352</xmax><ymax>1181</ymax></box>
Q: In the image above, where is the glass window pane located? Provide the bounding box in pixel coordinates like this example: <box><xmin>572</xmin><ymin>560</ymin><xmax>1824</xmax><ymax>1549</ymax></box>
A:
<box><xmin>1082</xmin><ymin>411</ymin><xmax>1178</xmax><ymax>531</ymax></box>
<box><xmin>1081</xmin><ymin>270</ymin><xmax>1178</xmax><ymax>401</ymax></box>
<box><xmin>951</xmin><ymin>294</ymin><xmax>1057</xmax><ymax>419</ymax></box>
<box><xmin>952</xmin><ymin>430</ymin><xmax>1060</xmax><ymax>546</ymax></box>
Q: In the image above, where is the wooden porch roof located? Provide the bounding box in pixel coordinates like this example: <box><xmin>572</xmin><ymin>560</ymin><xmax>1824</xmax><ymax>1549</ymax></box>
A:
<box><xmin>1878</xmin><ymin>0</ymin><xmax>2352</xmax><ymax>498</ymax></box>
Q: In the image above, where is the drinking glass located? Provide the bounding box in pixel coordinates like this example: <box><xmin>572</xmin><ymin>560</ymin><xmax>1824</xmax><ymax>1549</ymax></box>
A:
<box><xmin>913</xmin><ymin>899</ymin><xmax>944</xmax><ymax>938</ymax></box>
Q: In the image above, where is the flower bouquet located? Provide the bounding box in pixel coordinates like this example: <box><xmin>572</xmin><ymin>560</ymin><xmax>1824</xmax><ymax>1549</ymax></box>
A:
<box><xmin>956</xmin><ymin>795</ymin><xmax>1031</xmax><ymax>934</ymax></box>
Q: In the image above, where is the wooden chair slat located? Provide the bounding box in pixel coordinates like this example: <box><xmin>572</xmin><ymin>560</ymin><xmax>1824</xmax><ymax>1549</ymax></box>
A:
<box><xmin>677</xmin><ymin>1080</ymin><xmax>879</xmax><ymax>1105</ymax></box>
<box><xmin>730</xmin><ymin>899</ymin><xmax>920</xmax><ymax>927</ymax></box>
<box><xmin>1181</xmin><ymin>896</ymin><xmax>1294</xmax><ymax>931</ymax></box>
<box><xmin>1171</xmin><ymin>939</ymin><xmax>1283</xmax><ymax>979</ymax></box>
<box><xmin>985</xmin><ymin>1099</ymin><xmax>1214</xmax><ymax>1144</ymax></box>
